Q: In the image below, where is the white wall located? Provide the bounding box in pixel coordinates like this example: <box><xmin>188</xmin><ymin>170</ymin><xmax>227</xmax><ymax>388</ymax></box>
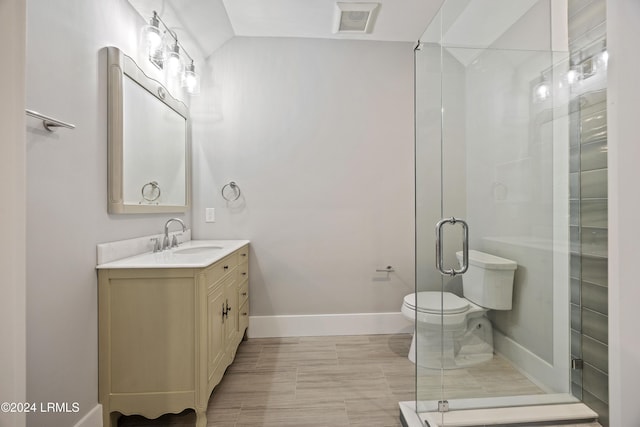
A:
<box><xmin>24</xmin><ymin>1</ymin><xmax>195</xmax><ymax>425</ymax></box>
<box><xmin>192</xmin><ymin>37</ymin><xmax>416</xmax><ymax>319</ymax></box>
<box><xmin>607</xmin><ymin>0</ymin><xmax>640</xmax><ymax>425</ymax></box>
<box><xmin>0</xmin><ymin>1</ymin><xmax>26</xmax><ymax>426</ymax></box>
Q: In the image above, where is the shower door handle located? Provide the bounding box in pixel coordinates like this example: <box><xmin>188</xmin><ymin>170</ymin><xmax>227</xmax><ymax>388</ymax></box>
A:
<box><xmin>435</xmin><ymin>217</ymin><xmax>469</xmax><ymax>277</ymax></box>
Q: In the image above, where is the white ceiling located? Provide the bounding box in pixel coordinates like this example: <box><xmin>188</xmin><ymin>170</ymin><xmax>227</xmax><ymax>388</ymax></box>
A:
<box><xmin>127</xmin><ymin>0</ymin><xmax>547</xmax><ymax>63</ymax></box>
<box><xmin>128</xmin><ymin>0</ymin><xmax>444</xmax><ymax>59</ymax></box>
<box><xmin>221</xmin><ymin>0</ymin><xmax>444</xmax><ymax>42</ymax></box>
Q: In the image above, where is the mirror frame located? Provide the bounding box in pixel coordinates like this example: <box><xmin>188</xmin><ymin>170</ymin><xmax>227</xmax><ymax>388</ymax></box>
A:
<box><xmin>107</xmin><ymin>46</ymin><xmax>191</xmax><ymax>214</ymax></box>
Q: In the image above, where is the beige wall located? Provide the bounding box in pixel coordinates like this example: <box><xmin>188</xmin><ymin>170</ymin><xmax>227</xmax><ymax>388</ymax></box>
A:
<box><xmin>24</xmin><ymin>1</ymin><xmax>193</xmax><ymax>425</ymax></box>
<box><xmin>192</xmin><ymin>37</ymin><xmax>416</xmax><ymax>317</ymax></box>
<box><xmin>607</xmin><ymin>0</ymin><xmax>640</xmax><ymax>425</ymax></box>
<box><xmin>0</xmin><ymin>1</ymin><xmax>26</xmax><ymax>426</ymax></box>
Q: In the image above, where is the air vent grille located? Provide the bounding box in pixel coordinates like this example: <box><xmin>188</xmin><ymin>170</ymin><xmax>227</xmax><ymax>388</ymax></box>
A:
<box><xmin>334</xmin><ymin>2</ymin><xmax>380</xmax><ymax>34</ymax></box>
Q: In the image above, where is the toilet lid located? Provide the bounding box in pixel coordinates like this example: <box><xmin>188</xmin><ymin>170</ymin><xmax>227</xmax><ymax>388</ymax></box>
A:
<box><xmin>403</xmin><ymin>292</ymin><xmax>470</xmax><ymax>314</ymax></box>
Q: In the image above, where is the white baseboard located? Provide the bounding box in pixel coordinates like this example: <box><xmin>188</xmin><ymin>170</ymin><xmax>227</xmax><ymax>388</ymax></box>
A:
<box><xmin>73</xmin><ymin>404</ymin><xmax>102</xmax><ymax>427</ymax></box>
<box><xmin>247</xmin><ymin>312</ymin><xmax>413</xmax><ymax>338</ymax></box>
<box><xmin>493</xmin><ymin>330</ymin><xmax>568</xmax><ymax>393</ymax></box>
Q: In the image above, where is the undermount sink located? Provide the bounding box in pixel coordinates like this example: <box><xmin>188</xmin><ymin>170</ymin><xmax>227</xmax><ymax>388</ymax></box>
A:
<box><xmin>173</xmin><ymin>245</ymin><xmax>224</xmax><ymax>255</ymax></box>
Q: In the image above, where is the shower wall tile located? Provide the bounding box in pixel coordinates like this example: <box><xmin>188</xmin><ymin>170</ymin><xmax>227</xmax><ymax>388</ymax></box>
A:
<box><xmin>582</xmin><ymin>335</ymin><xmax>608</xmax><ymax>373</ymax></box>
<box><xmin>568</xmin><ymin>0</ymin><xmax>606</xmax><ymax>50</ymax></box>
<box><xmin>581</xmin><ymin>105</ymin><xmax>607</xmax><ymax>145</ymax></box>
<box><xmin>571</xmin><ymin>278</ymin><xmax>581</xmax><ymax>305</ymax></box>
<box><xmin>581</xmin><ymin>227</ymin><xmax>608</xmax><ymax>257</ymax></box>
<box><xmin>571</xmin><ymin>381</ymin><xmax>582</xmax><ymax>399</ymax></box>
<box><xmin>571</xmin><ymin>329</ymin><xmax>582</xmax><ymax>358</ymax></box>
<box><xmin>570</xmin><ymin>172</ymin><xmax>581</xmax><ymax>199</ymax></box>
<box><xmin>570</xmin><ymin>146</ymin><xmax>580</xmax><ymax>172</ymax></box>
<box><xmin>570</xmin><ymin>200</ymin><xmax>580</xmax><ymax>226</ymax></box>
<box><xmin>583</xmin><ymin>389</ymin><xmax>609</xmax><ymax>427</ymax></box>
<box><xmin>581</xmin><ymin>92</ymin><xmax>607</xmax><ymax>115</ymax></box>
<box><xmin>581</xmin><ymin>169</ymin><xmax>608</xmax><ymax>199</ymax></box>
<box><xmin>569</xmin><ymin>1</ymin><xmax>607</xmax><ymax>418</ymax></box>
<box><xmin>582</xmin><ymin>255</ymin><xmax>608</xmax><ymax>286</ymax></box>
<box><xmin>571</xmin><ymin>226</ymin><xmax>580</xmax><ymax>253</ymax></box>
<box><xmin>580</xmin><ymin>140</ymin><xmax>608</xmax><ymax>171</ymax></box>
<box><xmin>571</xmin><ymin>253</ymin><xmax>581</xmax><ymax>279</ymax></box>
<box><xmin>571</xmin><ymin>303</ymin><xmax>581</xmax><ymax>331</ymax></box>
<box><xmin>570</xmin><ymin>109</ymin><xmax>581</xmax><ymax>146</ymax></box>
<box><xmin>583</xmin><ymin>364</ymin><xmax>609</xmax><ymax>404</ymax></box>
<box><xmin>582</xmin><ymin>281</ymin><xmax>608</xmax><ymax>315</ymax></box>
<box><xmin>581</xmin><ymin>200</ymin><xmax>607</xmax><ymax>228</ymax></box>
<box><xmin>582</xmin><ymin>308</ymin><xmax>608</xmax><ymax>344</ymax></box>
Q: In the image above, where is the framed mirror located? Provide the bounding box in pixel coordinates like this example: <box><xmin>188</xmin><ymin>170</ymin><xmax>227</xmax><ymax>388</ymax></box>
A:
<box><xmin>107</xmin><ymin>46</ymin><xmax>191</xmax><ymax>213</ymax></box>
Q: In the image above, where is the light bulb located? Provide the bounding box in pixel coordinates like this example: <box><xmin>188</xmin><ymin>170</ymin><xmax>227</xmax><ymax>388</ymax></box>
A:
<box><xmin>182</xmin><ymin>61</ymin><xmax>200</xmax><ymax>94</ymax></box>
<box><xmin>165</xmin><ymin>43</ymin><xmax>182</xmax><ymax>77</ymax></box>
<box><xmin>566</xmin><ymin>69</ymin><xmax>579</xmax><ymax>85</ymax></box>
<box><xmin>141</xmin><ymin>13</ymin><xmax>162</xmax><ymax>52</ymax></box>
<box><xmin>533</xmin><ymin>81</ymin><xmax>550</xmax><ymax>103</ymax></box>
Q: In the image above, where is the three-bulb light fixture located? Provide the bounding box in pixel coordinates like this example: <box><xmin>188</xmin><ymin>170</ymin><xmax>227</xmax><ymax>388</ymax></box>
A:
<box><xmin>533</xmin><ymin>47</ymin><xmax>608</xmax><ymax>104</ymax></box>
<box><xmin>140</xmin><ymin>11</ymin><xmax>200</xmax><ymax>95</ymax></box>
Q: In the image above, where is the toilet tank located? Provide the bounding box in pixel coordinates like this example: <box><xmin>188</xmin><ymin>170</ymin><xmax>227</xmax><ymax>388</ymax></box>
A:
<box><xmin>456</xmin><ymin>250</ymin><xmax>517</xmax><ymax>310</ymax></box>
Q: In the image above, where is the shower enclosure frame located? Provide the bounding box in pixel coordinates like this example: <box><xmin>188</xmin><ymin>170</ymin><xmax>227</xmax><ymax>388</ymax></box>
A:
<box><xmin>401</xmin><ymin>1</ymin><xmax>602</xmax><ymax>425</ymax></box>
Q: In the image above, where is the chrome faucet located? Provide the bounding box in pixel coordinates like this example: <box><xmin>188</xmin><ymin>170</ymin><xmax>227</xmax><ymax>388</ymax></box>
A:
<box><xmin>163</xmin><ymin>218</ymin><xmax>186</xmax><ymax>250</ymax></box>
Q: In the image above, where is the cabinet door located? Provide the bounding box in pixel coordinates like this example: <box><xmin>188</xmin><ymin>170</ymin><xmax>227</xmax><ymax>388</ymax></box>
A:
<box><xmin>207</xmin><ymin>284</ymin><xmax>225</xmax><ymax>384</ymax></box>
<box><xmin>224</xmin><ymin>273</ymin><xmax>239</xmax><ymax>349</ymax></box>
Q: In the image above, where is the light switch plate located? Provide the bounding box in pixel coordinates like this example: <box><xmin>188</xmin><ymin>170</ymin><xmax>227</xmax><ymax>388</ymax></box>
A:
<box><xmin>205</xmin><ymin>208</ymin><xmax>215</xmax><ymax>223</ymax></box>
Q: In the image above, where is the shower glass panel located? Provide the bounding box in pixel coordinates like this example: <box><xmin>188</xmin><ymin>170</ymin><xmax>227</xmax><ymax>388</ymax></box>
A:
<box><xmin>414</xmin><ymin>0</ymin><xmax>576</xmax><ymax>423</ymax></box>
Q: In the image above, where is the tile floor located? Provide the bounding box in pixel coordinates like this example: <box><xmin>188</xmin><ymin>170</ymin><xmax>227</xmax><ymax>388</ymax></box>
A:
<box><xmin>118</xmin><ymin>334</ymin><xmax>598</xmax><ymax>426</ymax></box>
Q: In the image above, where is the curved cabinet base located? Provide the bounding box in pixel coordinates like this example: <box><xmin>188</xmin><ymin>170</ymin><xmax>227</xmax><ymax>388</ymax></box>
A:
<box><xmin>98</xmin><ymin>245</ymin><xmax>249</xmax><ymax>427</ymax></box>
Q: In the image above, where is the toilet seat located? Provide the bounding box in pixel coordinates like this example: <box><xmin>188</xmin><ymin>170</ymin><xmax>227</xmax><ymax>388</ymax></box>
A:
<box><xmin>403</xmin><ymin>291</ymin><xmax>470</xmax><ymax>314</ymax></box>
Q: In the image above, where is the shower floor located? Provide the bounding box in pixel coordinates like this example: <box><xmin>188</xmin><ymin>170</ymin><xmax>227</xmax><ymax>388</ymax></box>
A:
<box><xmin>117</xmin><ymin>334</ymin><xmax>561</xmax><ymax>426</ymax></box>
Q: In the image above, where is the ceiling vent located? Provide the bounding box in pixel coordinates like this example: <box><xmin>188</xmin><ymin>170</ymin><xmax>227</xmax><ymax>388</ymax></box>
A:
<box><xmin>334</xmin><ymin>2</ymin><xmax>380</xmax><ymax>34</ymax></box>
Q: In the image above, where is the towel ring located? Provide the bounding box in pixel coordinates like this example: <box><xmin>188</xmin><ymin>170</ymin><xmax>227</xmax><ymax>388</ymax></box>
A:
<box><xmin>141</xmin><ymin>181</ymin><xmax>161</xmax><ymax>202</ymax></box>
<box><xmin>221</xmin><ymin>181</ymin><xmax>241</xmax><ymax>201</ymax></box>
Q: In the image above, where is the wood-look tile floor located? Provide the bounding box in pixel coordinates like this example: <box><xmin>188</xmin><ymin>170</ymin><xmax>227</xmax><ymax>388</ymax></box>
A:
<box><xmin>117</xmin><ymin>334</ymin><xmax>590</xmax><ymax>427</ymax></box>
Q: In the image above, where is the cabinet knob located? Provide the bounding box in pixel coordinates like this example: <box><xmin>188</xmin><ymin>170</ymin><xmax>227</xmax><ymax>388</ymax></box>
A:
<box><xmin>242</xmin><ymin>272</ymin><xmax>247</xmax><ymax>276</ymax></box>
<box><xmin>242</xmin><ymin>292</ymin><xmax>247</xmax><ymax>296</ymax></box>
<box><xmin>223</xmin><ymin>265</ymin><xmax>229</xmax><ymax>270</ymax></box>
<box><xmin>242</xmin><ymin>312</ymin><xmax>248</xmax><ymax>316</ymax></box>
<box><xmin>241</xmin><ymin>253</ymin><xmax>247</xmax><ymax>257</ymax></box>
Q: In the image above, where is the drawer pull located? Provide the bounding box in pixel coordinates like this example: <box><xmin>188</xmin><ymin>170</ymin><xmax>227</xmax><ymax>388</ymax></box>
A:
<box><xmin>241</xmin><ymin>253</ymin><xmax>247</xmax><ymax>257</ymax></box>
<box><xmin>241</xmin><ymin>272</ymin><xmax>247</xmax><ymax>276</ymax></box>
<box><xmin>223</xmin><ymin>265</ymin><xmax>229</xmax><ymax>270</ymax></box>
<box><xmin>241</xmin><ymin>292</ymin><xmax>247</xmax><ymax>296</ymax></box>
<box><xmin>242</xmin><ymin>312</ymin><xmax>248</xmax><ymax>316</ymax></box>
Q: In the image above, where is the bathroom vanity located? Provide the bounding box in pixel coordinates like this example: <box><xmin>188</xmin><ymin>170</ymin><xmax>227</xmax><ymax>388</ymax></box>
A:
<box><xmin>96</xmin><ymin>240</ymin><xmax>249</xmax><ymax>427</ymax></box>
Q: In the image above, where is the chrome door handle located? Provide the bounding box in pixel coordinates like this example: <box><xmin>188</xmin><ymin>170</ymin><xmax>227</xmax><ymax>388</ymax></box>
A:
<box><xmin>435</xmin><ymin>217</ymin><xmax>469</xmax><ymax>277</ymax></box>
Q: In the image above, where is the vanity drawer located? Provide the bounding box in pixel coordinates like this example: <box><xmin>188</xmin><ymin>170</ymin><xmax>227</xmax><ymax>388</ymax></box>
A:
<box><xmin>204</xmin><ymin>253</ymin><xmax>238</xmax><ymax>288</ymax></box>
<box><xmin>238</xmin><ymin>262</ymin><xmax>249</xmax><ymax>282</ymax></box>
<box><xmin>238</xmin><ymin>280</ymin><xmax>249</xmax><ymax>306</ymax></box>
<box><xmin>239</xmin><ymin>300</ymin><xmax>249</xmax><ymax>332</ymax></box>
<box><xmin>237</xmin><ymin>245</ymin><xmax>249</xmax><ymax>263</ymax></box>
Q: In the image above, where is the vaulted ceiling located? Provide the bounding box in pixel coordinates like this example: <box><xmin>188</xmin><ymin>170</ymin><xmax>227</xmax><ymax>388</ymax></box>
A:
<box><xmin>127</xmin><ymin>0</ymin><xmax>444</xmax><ymax>59</ymax></box>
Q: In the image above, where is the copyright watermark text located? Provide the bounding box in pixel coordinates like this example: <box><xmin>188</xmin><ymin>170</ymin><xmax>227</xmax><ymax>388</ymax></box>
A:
<box><xmin>1</xmin><ymin>402</ymin><xmax>80</xmax><ymax>413</ymax></box>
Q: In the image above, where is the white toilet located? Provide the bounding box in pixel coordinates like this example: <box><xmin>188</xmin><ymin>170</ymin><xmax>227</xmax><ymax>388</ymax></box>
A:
<box><xmin>402</xmin><ymin>250</ymin><xmax>517</xmax><ymax>369</ymax></box>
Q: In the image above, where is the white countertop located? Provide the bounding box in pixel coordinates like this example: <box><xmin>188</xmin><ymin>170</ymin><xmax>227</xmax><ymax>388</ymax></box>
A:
<box><xmin>96</xmin><ymin>240</ymin><xmax>250</xmax><ymax>269</ymax></box>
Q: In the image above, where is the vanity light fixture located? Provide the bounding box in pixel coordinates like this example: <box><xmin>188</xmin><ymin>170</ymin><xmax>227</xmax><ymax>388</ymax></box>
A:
<box><xmin>182</xmin><ymin>60</ymin><xmax>201</xmax><ymax>94</ymax></box>
<box><xmin>164</xmin><ymin>41</ymin><xmax>183</xmax><ymax>77</ymax></box>
<box><xmin>141</xmin><ymin>12</ymin><xmax>162</xmax><ymax>53</ymax></box>
<box><xmin>140</xmin><ymin>11</ymin><xmax>200</xmax><ymax>95</ymax></box>
<box><xmin>532</xmin><ymin>75</ymin><xmax>551</xmax><ymax>104</ymax></box>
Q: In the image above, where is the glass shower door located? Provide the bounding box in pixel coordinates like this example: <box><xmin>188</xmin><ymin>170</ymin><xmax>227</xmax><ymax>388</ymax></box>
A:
<box><xmin>415</xmin><ymin>0</ymin><xmax>574</xmax><ymax>424</ymax></box>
